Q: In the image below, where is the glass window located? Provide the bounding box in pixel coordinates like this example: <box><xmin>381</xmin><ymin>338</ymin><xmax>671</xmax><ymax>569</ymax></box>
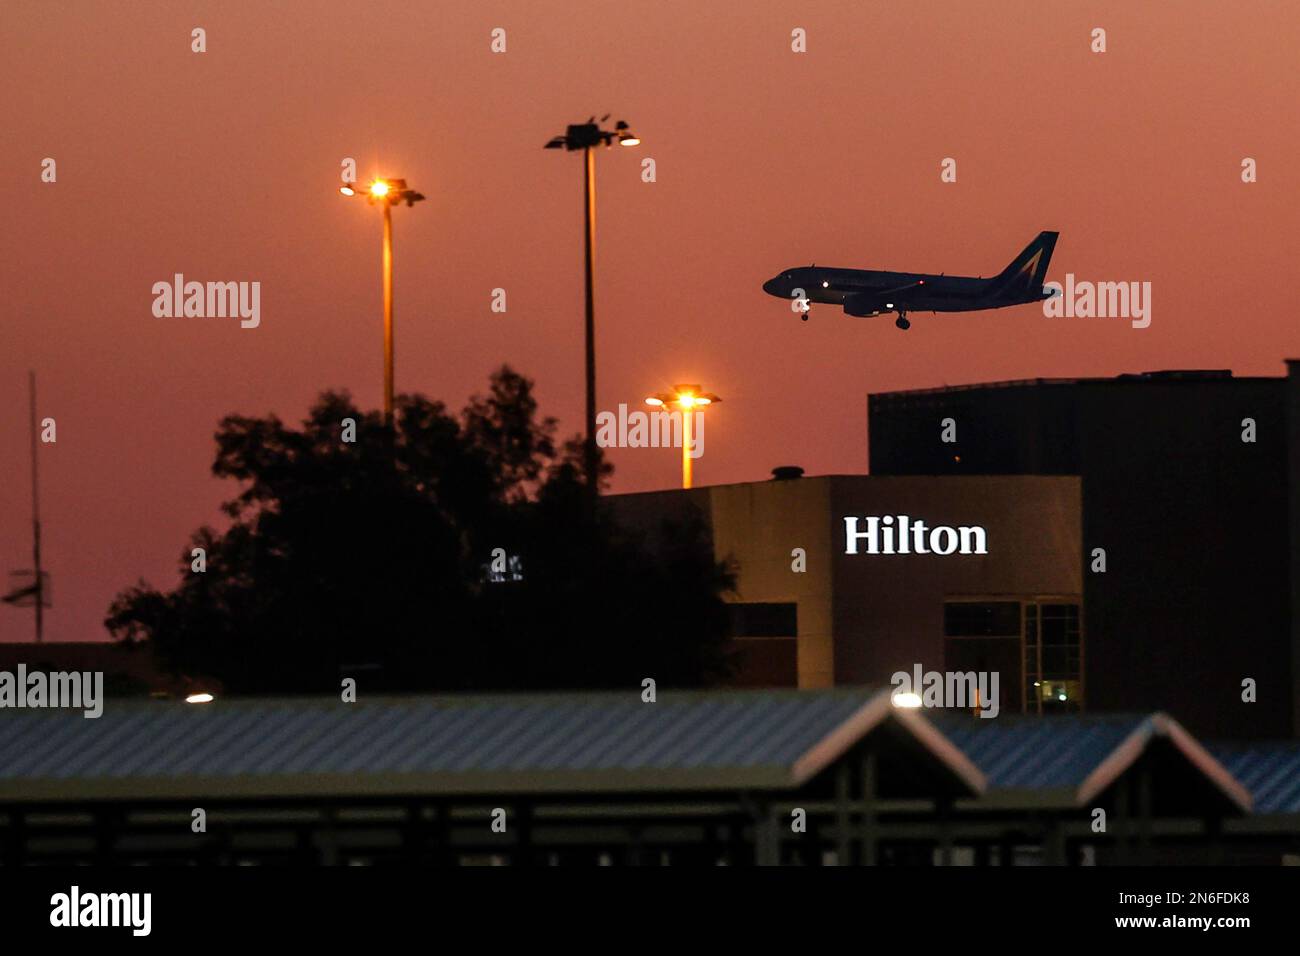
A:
<box><xmin>946</xmin><ymin>598</ymin><xmax>1082</xmax><ymax>713</ymax></box>
<box><xmin>943</xmin><ymin>601</ymin><xmax>1021</xmax><ymax>637</ymax></box>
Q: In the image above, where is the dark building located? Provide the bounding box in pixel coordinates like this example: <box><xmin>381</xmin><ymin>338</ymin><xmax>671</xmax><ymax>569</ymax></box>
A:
<box><xmin>869</xmin><ymin>364</ymin><xmax>1300</xmax><ymax>739</ymax></box>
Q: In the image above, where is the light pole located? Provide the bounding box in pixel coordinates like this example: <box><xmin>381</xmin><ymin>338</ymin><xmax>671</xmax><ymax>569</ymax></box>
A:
<box><xmin>645</xmin><ymin>384</ymin><xmax>720</xmax><ymax>490</ymax></box>
<box><xmin>545</xmin><ymin>117</ymin><xmax>640</xmax><ymax>494</ymax></box>
<box><xmin>340</xmin><ymin>177</ymin><xmax>425</xmax><ymax>424</ymax></box>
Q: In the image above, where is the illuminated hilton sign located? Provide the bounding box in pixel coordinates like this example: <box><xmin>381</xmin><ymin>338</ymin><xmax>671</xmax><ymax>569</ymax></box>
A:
<box><xmin>844</xmin><ymin>516</ymin><xmax>988</xmax><ymax>555</ymax></box>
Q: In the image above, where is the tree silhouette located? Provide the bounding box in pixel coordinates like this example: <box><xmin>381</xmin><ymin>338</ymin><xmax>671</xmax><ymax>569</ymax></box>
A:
<box><xmin>106</xmin><ymin>366</ymin><xmax>735</xmax><ymax>693</ymax></box>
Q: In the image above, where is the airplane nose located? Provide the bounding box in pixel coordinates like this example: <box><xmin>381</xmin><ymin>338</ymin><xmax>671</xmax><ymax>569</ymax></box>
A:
<box><xmin>762</xmin><ymin>277</ymin><xmax>780</xmax><ymax>296</ymax></box>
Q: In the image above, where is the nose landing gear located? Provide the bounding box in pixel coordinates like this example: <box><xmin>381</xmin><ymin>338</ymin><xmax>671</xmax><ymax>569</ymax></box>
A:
<box><xmin>894</xmin><ymin>311</ymin><xmax>911</xmax><ymax>330</ymax></box>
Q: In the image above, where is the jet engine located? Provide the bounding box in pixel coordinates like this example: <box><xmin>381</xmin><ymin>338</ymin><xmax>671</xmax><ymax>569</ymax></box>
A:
<box><xmin>843</xmin><ymin>293</ymin><xmax>890</xmax><ymax>317</ymax></box>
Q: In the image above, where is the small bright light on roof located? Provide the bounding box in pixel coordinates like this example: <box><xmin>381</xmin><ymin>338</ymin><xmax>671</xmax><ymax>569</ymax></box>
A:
<box><xmin>186</xmin><ymin>692</ymin><xmax>214</xmax><ymax>704</ymax></box>
<box><xmin>619</xmin><ymin>135</ymin><xmax>640</xmax><ymax>147</ymax></box>
<box><xmin>645</xmin><ymin>396</ymin><xmax>664</xmax><ymax>406</ymax></box>
<box><xmin>892</xmin><ymin>691</ymin><xmax>922</xmax><ymax>709</ymax></box>
<box><xmin>339</xmin><ymin>185</ymin><xmax>356</xmax><ymax>197</ymax></box>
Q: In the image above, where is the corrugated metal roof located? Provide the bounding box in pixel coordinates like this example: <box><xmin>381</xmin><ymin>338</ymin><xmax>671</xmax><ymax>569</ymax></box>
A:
<box><xmin>0</xmin><ymin>687</ymin><xmax>981</xmax><ymax>802</ymax></box>
<box><xmin>930</xmin><ymin>712</ymin><xmax>1144</xmax><ymax>806</ymax></box>
<box><xmin>1210</xmin><ymin>743</ymin><xmax>1300</xmax><ymax>815</ymax></box>
<box><xmin>931</xmin><ymin>713</ymin><xmax>1147</xmax><ymax>791</ymax></box>
<box><xmin>930</xmin><ymin>712</ymin><xmax>1251</xmax><ymax>813</ymax></box>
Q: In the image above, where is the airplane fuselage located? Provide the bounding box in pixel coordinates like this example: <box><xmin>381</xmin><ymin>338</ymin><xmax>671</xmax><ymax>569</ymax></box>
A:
<box><xmin>762</xmin><ymin>267</ymin><xmax>1050</xmax><ymax>315</ymax></box>
<box><xmin>761</xmin><ymin>232</ymin><xmax>1060</xmax><ymax>326</ymax></box>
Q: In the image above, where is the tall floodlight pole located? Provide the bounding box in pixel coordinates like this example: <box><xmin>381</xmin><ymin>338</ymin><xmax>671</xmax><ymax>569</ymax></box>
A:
<box><xmin>645</xmin><ymin>384</ymin><xmax>721</xmax><ymax>490</ymax></box>
<box><xmin>582</xmin><ymin>145</ymin><xmax>597</xmax><ymax>492</ymax></box>
<box><xmin>340</xmin><ymin>177</ymin><xmax>425</xmax><ymax>424</ymax></box>
<box><xmin>546</xmin><ymin>117</ymin><xmax>641</xmax><ymax>495</ymax></box>
<box><xmin>382</xmin><ymin>199</ymin><xmax>394</xmax><ymax>421</ymax></box>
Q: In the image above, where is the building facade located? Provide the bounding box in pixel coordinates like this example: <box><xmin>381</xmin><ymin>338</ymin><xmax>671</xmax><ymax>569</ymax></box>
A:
<box><xmin>869</xmin><ymin>364</ymin><xmax>1300</xmax><ymax>738</ymax></box>
<box><xmin>609</xmin><ymin>473</ymin><xmax>1082</xmax><ymax>715</ymax></box>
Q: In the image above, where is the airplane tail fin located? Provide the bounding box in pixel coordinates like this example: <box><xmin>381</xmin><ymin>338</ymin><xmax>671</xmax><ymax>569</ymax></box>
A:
<box><xmin>987</xmin><ymin>231</ymin><xmax>1058</xmax><ymax>297</ymax></box>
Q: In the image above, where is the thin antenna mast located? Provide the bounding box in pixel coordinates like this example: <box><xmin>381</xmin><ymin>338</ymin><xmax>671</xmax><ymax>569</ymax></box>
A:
<box><xmin>29</xmin><ymin>371</ymin><xmax>44</xmax><ymax>642</ymax></box>
<box><xmin>3</xmin><ymin>372</ymin><xmax>49</xmax><ymax>636</ymax></box>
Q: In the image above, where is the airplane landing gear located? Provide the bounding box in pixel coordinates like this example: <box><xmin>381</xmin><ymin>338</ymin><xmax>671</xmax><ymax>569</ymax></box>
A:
<box><xmin>895</xmin><ymin>313</ymin><xmax>911</xmax><ymax>330</ymax></box>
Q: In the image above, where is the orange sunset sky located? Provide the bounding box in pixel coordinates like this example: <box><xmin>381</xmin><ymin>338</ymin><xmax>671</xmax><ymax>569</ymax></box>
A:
<box><xmin>2</xmin><ymin>1</ymin><xmax>1298</xmax><ymax>641</ymax></box>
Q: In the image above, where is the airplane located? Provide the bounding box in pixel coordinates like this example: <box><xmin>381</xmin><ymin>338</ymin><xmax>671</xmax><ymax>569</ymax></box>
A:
<box><xmin>761</xmin><ymin>231</ymin><xmax>1059</xmax><ymax>330</ymax></box>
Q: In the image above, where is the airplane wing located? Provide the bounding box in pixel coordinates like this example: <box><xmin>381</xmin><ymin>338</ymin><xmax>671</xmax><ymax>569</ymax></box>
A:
<box><xmin>843</xmin><ymin>281</ymin><xmax>926</xmax><ymax>316</ymax></box>
<box><xmin>834</xmin><ymin>279</ymin><xmax>924</xmax><ymax>296</ymax></box>
<box><xmin>874</xmin><ymin>280</ymin><xmax>925</xmax><ymax>296</ymax></box>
